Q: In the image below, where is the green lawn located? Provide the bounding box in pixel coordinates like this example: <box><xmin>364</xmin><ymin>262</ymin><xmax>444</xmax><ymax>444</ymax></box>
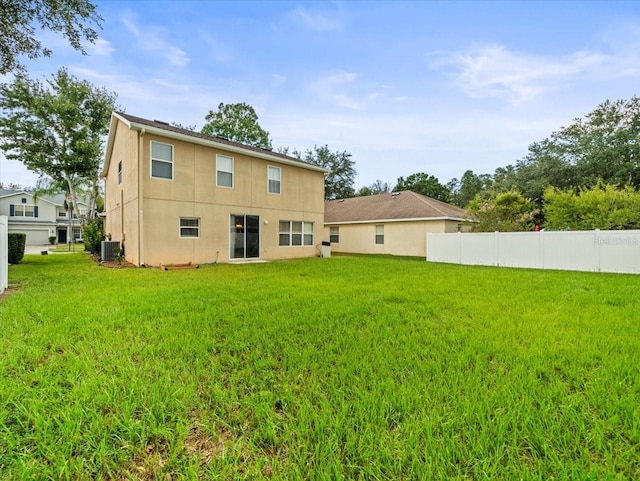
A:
<box><xmin>1</xmin><ymin>254</ymin><xmax>639</xmax><ymax>480</ymax></box>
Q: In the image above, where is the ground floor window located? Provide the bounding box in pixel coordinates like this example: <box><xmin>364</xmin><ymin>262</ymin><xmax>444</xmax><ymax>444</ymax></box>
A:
<box><xmin>329</xmin><ymin>226</ymin><xmax>339</xmax><ymax>243</ymax></box>
<box><xmin>73</xmin><ymin>227</ymin><xmax>82</xmax><ymax>241</ymax></box>
<box><xmin>375</xmin><ymin>225</ymin><xmax>384</xmax><ymax>245</ymax></box>
<box><xmin>279</xmin><ymin>221</ymin><xmax>314</xmax><ymax>246</ymax></box>
<box><xmin>180</xmin><ymin>218</ymin><xmax>200</xmax><ymax>238</ymax></box>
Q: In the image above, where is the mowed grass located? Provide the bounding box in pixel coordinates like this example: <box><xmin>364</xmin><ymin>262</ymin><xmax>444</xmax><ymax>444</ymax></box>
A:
<box><xmin>1</xmin><ymin>254</ymin><xmax>639</xmax><ymax>480</ymax></box>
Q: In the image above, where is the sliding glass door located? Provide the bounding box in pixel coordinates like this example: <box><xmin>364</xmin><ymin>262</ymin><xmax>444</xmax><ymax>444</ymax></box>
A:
<box><xmin>230</xmin><ymin>214</ymin><xmax>260</xmax><ymax>259</ymax></box>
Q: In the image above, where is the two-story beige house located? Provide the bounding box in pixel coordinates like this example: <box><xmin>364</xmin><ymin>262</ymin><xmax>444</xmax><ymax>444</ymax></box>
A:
<box><xmin>101</xmin><ymin>112</ymin><xmax>326</xmax><ymax>266</ymax></box>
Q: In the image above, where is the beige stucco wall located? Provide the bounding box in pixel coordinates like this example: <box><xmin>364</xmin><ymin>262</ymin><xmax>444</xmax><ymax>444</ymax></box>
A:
<box><xmin>104</xmin><ymin>120</ymin><xmax>325</xmax><ymax>266</ymax></box>
<box><xmin>103</xmin><ymin>120</ymin><xmax>141</xmax><ymax>265</ymax></box>
<box><xmin>324</xmin><ymin>219</ymin><xmax>463</xmax><ymax>257</ymax></box>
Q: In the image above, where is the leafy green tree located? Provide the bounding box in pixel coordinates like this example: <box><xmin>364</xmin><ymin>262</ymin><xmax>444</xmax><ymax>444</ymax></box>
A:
<box><xmin>544</xmin><ymin>182</ymin><xmax>640</xmax><ymax>230</ymax></box>
<box><xmin>303</xmin><ymin>145</ymin><xmax>356</xmax><ymax>200</ymax></box>
<box><xmin>394</xmin><ymin>172</ymin><xmax>450</xmax><ymax>202</ymax></box>
<box><xmin>448</xmin><ymin>170</ymin><xmax>493</xmax><ymax>207</ymax></box>
<box><xmin>202</xmin><ymin>102</ymin><xmax>272</xmax><ymax>150</ymax></box>
<box><xmin>0</xmin><ymin>68</ymin><xmax>117</xmax><ymax>226</ymax></box>
<box><xmin>1</xmin><ymin>0</ymin><xmax>102</xmax><ymax>74</ymax></box>
<box><xmin>466</xmin><ymin>190</ymin><xmax>538</xmax><ymax>232</ymax></box>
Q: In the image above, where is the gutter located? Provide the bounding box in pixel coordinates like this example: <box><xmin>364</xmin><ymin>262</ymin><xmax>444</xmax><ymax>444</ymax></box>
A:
<box><xmin>324</xmin><ymin>216</ymin><xmax>472</xmax><ymax>225</ymax></box>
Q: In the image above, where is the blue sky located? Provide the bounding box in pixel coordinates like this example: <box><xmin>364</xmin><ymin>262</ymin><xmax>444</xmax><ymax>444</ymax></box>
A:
<box><xmin>2</xmin><ymin>0</ymin><xmax>640</xmax><ymax>190</ymax></box>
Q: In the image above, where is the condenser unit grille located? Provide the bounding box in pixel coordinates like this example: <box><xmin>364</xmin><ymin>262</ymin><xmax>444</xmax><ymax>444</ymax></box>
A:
<box><xmin>101</xmin><ymin>241</ymin><xmax>120</xmax><ymax>262</ymax></box>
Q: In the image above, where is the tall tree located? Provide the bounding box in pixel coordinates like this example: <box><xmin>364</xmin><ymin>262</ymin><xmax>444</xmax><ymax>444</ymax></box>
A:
<box><xmin>394</xmin><ymin>172</ymin><xmax>451</xmax><ymax>202</ymax></box>
<box><xmin>303</xmin><ymin>145</ymin><xmax>356</xmax><ymax>200</ymax></box>
<box><xmin>202</xmin><ymin>102</ymin><xmax>272</xmax><ymax>150</ymax></box>
<box><xmin>0</xmin><ymin>68</ymin><xmax>117</xmax><ymax>225</ymax></box>
<box><xmin>356</xmin><ymin>179</ymin><xmax>392</xmax><ymax>196</ymax></box>
<box><xmin>1</xmin><ymin>0</ymin><xmax>102</xmax><ymax>74</ymax></box>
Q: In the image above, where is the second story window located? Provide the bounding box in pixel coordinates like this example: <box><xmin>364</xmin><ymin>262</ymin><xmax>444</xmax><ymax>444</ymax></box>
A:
<box><xmin>268</xmin><ymin>165</ymin><xmax>281</xmax><ymax>194</ymax></box>
<box><xmin>151</xmin><ymin>141</ymin><xmax>173</xmax><ymax>180</ymax></box>
<box><xmin>10</xmin><ymin>204</ymin><xmax>38</xmax><ymax>217</ymax></box>
<box><xmin>216</xmin><ymin>155</ymin><xmax>234</xmax><ymax>188</ymax></box>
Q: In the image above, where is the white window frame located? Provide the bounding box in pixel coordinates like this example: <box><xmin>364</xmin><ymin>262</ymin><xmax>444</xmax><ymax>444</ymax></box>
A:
<box><xmin>150</xmin><ymin>140</ymin><xmax>174</xmax><ymax>180</ymax></box>
<box><xmin>375</xmin><ymin>225</ymin><xmax>384</xmax><ymax>245</ymax></box>
<box><xmin>216</xmin><ymin>154</ymin><xmax>234</xmax><ymax>188</ymax></box>
<box><xmin>179</xmin><ymin>217</ymin><xmax>200</xmax><ymax>238</ymax></box>
<box><xmin>267</xmin><ymin>165</ymin><xmax>281</xmax><ymax>194</ymax></box>
<box><xmin>330</xmin><ymin>226</ymin><xmax>339</xmax><ymax>243</ymax></box>
<box><xmin>279</xmin><ymin>220</ymin><xmax>314</xmax><ymax>247</ymax></box>
<box><xmin>58</xmin><ymin>207</ymin><xmax>67</xmax><ymax>218</ymax></box>
<box><xmin>13</xmin><ymin>204</ymin><xmax>35</xmax><ymax>217</ymax></box>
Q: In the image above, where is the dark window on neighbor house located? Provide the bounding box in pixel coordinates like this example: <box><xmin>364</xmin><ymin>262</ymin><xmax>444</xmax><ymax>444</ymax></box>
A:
<box><xmin>216</xmin><ymin>155</ymin><xmax>234</xmax><ymax>188</ymax></box>
<box><xmin>118</xmin><ymin>160</ymin><xmax>122</xmax><ymax>184</ymax></box>
<box><xmin>180</xmin><ymin>218</ymin><xmax>200</xmax><ymax>238</ymax></box>
<box><xmin>21</xmin><ymin>198</ymin><xmax>27</xmax><ymax>203</ymax></box>
<box><xmin>330</xmin><ymin>226</ymin><xmax>339</xmax><ymax>243</ymax></box>
<box><xmin>268</xmin><ymin>165</ymin><xmax>281</xmax><ymax>194</ymax></box>
<box><xmin>150</xmin><ymin>141</ymin><xmax>173</xmax><ymax>180</ymax></box>
<box><xmin>375</xmin><ymin>225</ymin><xmax>384</xmax><ymax>245</ymax></box>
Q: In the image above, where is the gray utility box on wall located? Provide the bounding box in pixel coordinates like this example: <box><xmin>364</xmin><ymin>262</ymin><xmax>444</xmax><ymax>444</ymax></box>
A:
<box><xmin>101</xmin><ymin>241</ymin><xmax>120</xmax><ymax>262</ymax></box>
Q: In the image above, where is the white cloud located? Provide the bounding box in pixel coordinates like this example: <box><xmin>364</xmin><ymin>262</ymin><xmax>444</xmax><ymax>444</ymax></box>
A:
<box><xmin>86</xmin><ymin>37</ymin><xmax>115</xmax><ymax>57</ymax></box>
<box><xmin>310</xmin><ymin>71</ymin><xmax>362</xmax><ymax>110</ymax></box>
<box><xmin>121</xmin><ymin>14</ymin><xmax>190</xmax><ymax>67</ymax></box>
<box><xmin>433</xmin><ymin>43</ymin><xmax>609</xmax><ymax>105</ymax></box>
<box><xmin>289</xmin><ymin>3</ymin><xmax>346</xmax><ymax>32</ymax></box>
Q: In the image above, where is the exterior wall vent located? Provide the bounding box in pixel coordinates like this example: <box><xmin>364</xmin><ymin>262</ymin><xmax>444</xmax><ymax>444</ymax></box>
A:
<box><xmin>101</xmin><ymin>241</ymin><xmax>121</xmax><ymax>262</ymax></box>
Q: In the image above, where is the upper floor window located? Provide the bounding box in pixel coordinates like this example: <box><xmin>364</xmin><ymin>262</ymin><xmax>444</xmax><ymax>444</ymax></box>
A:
<box><xmin>10</xmin><ymin>204</ymin><xmax>37</xmax><ymax>217</ymax></box>
<box><xmin>58</xmin><ymin>207</ymin><xmax>67</xmax><ymax>217</ymax></box>
<box><xmin>118</xmin><ymin>160</ymin><xmax>122</xmax><ymax>184</ymax></box>
<box><xmin>268</xmin><ymin>165</ymin><xmax>281</xmax><ymax>194</ymax></box>
<box><xmin>151</xmin><ymin>141</ymin><xmax>173</xmax><ymax>180</ymax></box>
<box><xmin>330</xmin><ymin>226</ymin><xmax>339</xmax><ymax>243</ymax></box>
<box><xmin>216</xmin><ymin>155</ymin><xmax>234</xmax><ymax>188</ymax></box>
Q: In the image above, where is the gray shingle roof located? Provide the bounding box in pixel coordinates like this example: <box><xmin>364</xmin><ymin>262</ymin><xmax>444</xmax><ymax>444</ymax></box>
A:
<box><xmin>325</xmin><ymin>191</ymin><xmax>467</xmax><ymax>223</ymax></box>
<box><xmin>116</xmin><ymin>112</ymin><xmax>317</xmax><ymax>168</ymax></box>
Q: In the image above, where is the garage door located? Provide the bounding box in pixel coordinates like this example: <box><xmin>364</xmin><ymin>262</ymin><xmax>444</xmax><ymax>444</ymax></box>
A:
<box><xmin>9</xmin><ymin>228</ymin><xmax>50</xmax><ymax>245</ymax></box>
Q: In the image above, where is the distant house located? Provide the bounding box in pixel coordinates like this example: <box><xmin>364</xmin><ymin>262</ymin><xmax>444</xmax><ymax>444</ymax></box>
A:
<box><xmin>324</xmin><ymin>191</ymin><xmax>469</xmax><ymax>257</ymax></box>
<box><xmin>100</xmin><ymin>112</ymin><xmax>327</xmax><ymax>266</ymax></box>
<box><xmin>0</xmin><ymin>189</ymin><xmax>88</xmax><ymax>245</ymax></box>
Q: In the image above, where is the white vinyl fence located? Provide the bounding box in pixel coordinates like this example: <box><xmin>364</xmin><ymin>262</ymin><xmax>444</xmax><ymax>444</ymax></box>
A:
<box><xmin>1</xmin><ymin>216</ymin><xmax>8</xmax><ymax>294</ymax></box>
<box><xmin>427</xmin><ymin>230</ymin><xmax>640</xmax><ymax>274</ymax></box>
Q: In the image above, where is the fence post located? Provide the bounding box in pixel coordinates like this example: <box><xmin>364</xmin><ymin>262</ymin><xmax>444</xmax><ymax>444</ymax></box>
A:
<box><xmin>458</xmin><ymin>231</ymin><xmax>462</xmax><ymax>264</ymax></box>
<box><xmin>594</xmin><ymin>229</ymin><xmax>600</xmax><ymax>272</ymax></box>
<box><xmin>539</xmin><ymin>228</ymin><xmax>545</xmax><ymax>269</ymax></box>
<box><xmin>494</xmin><ymin>231</ymin><xmax>499</xmax><ymax>266</ymax></box>
<box><xmin>0</xmin><ymin>215</ymin><xmax>7</xmax><ymax>294</ymax></box>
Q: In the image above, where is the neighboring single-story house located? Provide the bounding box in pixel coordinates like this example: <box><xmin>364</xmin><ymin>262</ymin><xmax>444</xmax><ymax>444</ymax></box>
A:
<box><xmin>100</xmin><ymin>112</ymin><xmax>327</xmax><ymax>266</ymax></box>
<box><xmin>324</xmin><ymin>191</ymin><xmax>469</xmax><ymax>257</ymax></box>
<box><xmin>0</xmin><ymin>189</ymin><xmax>89</xmax><ymax>245</ymax></box>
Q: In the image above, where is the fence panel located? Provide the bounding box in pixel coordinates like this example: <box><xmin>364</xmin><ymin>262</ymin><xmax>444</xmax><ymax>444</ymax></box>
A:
<box><xmin>427</xmin><ymin>230</ymin><xmax>640</xmax><ymax>274</ymax></box>
<box><xmin>1</xmin><ymin>216</ymin><xmax>7</xmax><ymax>294</ymax></box>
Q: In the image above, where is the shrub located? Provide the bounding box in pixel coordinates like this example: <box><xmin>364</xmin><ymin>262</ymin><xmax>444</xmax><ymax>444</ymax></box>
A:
<box><xmin>82</xmin><ymin>219</ymin><xmax>104</xmax><ymax>254</ymax></box>
<box><xmin>48</xmin><ymin>235</ymin><xmax>57</xmax><ymax>245</ymax></box>
<box><xmin>8</xmin><ymin>233</ymin><xmax>26</xmax><ymax>264</ymax></box>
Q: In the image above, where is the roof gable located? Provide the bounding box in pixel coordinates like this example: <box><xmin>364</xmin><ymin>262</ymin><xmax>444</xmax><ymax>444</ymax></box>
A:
<box><xmin>325</xmin><ymin>191</ymin><xmax>468</xmax><ymax>223</ymax></box>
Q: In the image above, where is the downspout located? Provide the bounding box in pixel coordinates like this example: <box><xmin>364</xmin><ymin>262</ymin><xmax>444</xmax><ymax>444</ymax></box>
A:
<box><xmin>138</xmin><ymin>127</ymin><xmax>145</xmax><ymax>266</ymax></box>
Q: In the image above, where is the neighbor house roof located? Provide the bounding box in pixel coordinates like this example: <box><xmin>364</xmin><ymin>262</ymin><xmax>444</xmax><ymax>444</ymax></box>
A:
<box><xmin>325</xmin><ymin>191</ymin><xmax>468</xmax><ymax>224</ymax></box>
<box><xmin>101</xmin><ymin>112</ymin><xmax>328</xmax><ymax>177</ymax></box>
<box><xmin>0</xmin><ymin>189</ymin><xmax>88</xmax><ymax>206</ymax></box>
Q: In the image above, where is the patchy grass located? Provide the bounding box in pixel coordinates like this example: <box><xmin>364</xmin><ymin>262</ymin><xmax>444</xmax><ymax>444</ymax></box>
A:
<box><xmin>1</xmin><ymin>254</ymin><xmax>639</xmax><ymax>479</ymax></box>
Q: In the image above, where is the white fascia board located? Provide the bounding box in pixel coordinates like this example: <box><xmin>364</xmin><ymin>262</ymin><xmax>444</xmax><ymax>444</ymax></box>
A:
<box><xmin>324</xmin><ymin>216</ymin><xmax>471</xmax><ymax>226</ymax></box>
<box><xmin>115</xmin><ymin>114</ymin><xmax>328</xmax><ymax>174</ymax></box>
<box><xmin>100</xmin><ymin>113</ymin><xmax>123</xmax><ymax>178</ymax></box>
